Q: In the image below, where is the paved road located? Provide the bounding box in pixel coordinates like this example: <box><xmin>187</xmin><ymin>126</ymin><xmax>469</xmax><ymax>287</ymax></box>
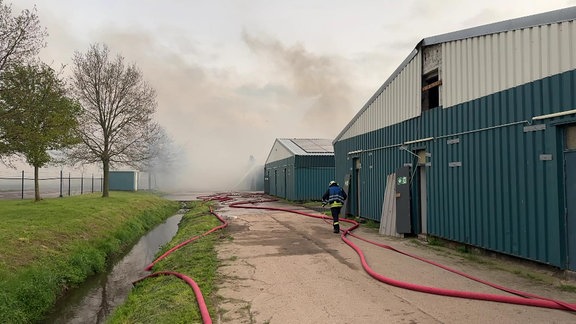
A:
<box><xmin>167</xmin><ymin>192</ymin><xmax>576</xmax><ymax>324</ymax></box>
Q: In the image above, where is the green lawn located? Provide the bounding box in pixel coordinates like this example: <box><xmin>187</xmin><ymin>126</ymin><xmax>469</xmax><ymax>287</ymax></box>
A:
<box><xmin>0</xmin><ymin>192</ymin><xmax>179</xmax><ymax>323</ymax></box>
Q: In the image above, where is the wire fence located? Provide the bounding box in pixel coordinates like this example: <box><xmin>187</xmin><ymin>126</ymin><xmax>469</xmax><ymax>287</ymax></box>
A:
<box><xmin>0</xmin><ymin>170</ymin><xmax>104</xmax><ymax>200</ymax></box>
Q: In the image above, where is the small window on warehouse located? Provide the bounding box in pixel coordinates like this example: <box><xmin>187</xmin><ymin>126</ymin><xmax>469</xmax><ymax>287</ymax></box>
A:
<box><xmin>421</xmin><ymin>70</ymin><xmax>441</xmax><ymax>111</ymax></box>
<box><xmin>566</xmin><ymin>125</ymin><xmax>576</xmax><ymax>150</ymax></box>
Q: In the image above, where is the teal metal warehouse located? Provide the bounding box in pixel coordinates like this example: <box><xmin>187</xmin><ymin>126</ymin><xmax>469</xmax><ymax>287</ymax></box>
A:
<box><xmin>264</xmin><ymin>138</ymin><xmax>334</xmax><ymax>201</ymax></box>
<box><xmin>332</xmin><ymin>7</ymin><xmax>576</xmax><ymax>270</ymax></box>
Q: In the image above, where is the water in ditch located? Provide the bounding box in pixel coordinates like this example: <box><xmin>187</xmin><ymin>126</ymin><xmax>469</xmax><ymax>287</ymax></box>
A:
<box><xmin>40</xmin><ymin>212</ymin><xmax>185</xmax><ymax>324</ymax></box>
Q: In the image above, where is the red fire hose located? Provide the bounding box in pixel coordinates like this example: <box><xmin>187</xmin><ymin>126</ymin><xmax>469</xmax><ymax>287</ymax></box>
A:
<box><xmin>133</xmin><ymin>271</ymin><xmax>212</xmax><ymax>323</ymax></box>
<box><xmin>144</xmin><ymin>207</ymin><xmax>228</xmax><ymax>271</ymax></box>
<box><xmin>228</xmin><ymin>195</ymin><xmax>576</xmax><ymax>312</ymax></box>
<box><xmin>134</xmin><ymin>203</ymin><xmax>228</xmax><ymax>324</ymax></box>
<box><xmin>135</xmin><ymin>193</ymin><xmax>576</xmax><ymax>324</ymax></box>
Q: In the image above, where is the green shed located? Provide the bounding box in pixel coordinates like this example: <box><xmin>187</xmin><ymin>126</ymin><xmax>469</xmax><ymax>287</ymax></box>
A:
<box><xmin>264</xmin><ymin>138</ymin><xmax>334</xmax><ymax>201</ymax></box>
<box><xmin>109</xmin><ymin>170</ymin><xmax>138</xmax><ymax>191</ymax></box>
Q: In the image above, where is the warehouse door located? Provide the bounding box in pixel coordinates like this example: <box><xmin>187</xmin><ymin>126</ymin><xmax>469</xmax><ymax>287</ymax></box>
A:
<box><xmin>354</xmin><ymin>158</ymin><xmax>361</xmax><ymax>216</ymax></box>
<box><xmin>565</xmin><ymin>125</ymin><xmax>576</xmax><ymax>270</ymax></box>
<box><xmin>273</xmin><ymin>169</ymin><xmax>278</xmax><ymax>196</ymax></box>
<box><xmin>277</xmin><ymin>168</ymin><xmax>285</xmax><ymax>198</ymax></box>
<box><xmin>396</xmin><ymin>166</ymin><xmax>412</xmax><ymax>234</ymax></box>
<box><xmin>419</xmin><ymin>163</ymin><xmax>428</xmax><ymax>234</ymax></box>
<box><xmin>283</xmin><ymin>168</ymin><xmax>287</xmax><ymax>199</ymax></box>
<box><xmin>342</xmin><ymin>174</ymin><xmax>351</xmax><ymax>217</ymax></box>
<box><xmin>264</xmin><ymin>170</ymin><xmax>270</xmax><ymax>194</ymax></box>
<box><xmin>412</xmin><ymin>150</ymin><xmax>428</xmax><ymax>235</ymax></box>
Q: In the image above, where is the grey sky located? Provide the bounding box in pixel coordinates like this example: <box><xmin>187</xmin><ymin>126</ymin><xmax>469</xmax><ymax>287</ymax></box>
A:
<box><xmin>8</xmin><ymin>0</ymin><xmax>576</xmax><ymax>190</ymax></box>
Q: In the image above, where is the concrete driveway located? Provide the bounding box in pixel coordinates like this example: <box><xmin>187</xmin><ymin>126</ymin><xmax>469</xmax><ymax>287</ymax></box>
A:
<box><xmin>167</xmin><ymin>192</ymin><xmax>576</xmax><ymax>324</ymax></box>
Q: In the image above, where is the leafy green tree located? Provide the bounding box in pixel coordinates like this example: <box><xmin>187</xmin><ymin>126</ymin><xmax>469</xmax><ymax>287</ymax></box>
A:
<box><xmin>0</xmin><ymin>0</ymin><xmax>47</xmax><ymax>158</ymax></box>
<box><xmin>0</xmin><ymin>61</ymin><xmax>80</xmax><ymax>201</ymax></box>
<box><xmin>69</xmin><ymin>43</ymin><xmax>159</xmax><ymax>197</ymax></box>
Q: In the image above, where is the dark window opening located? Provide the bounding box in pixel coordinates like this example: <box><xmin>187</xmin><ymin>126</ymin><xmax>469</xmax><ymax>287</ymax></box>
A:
<box><xmin>422</xmin><ymin>71</ymin><xmax>440</xmax><ymax>111</ymax></box>
<box><xmin>566</xmin><ymin>125</ymin><xmax>576</xmax><ymax>150</ymax></box>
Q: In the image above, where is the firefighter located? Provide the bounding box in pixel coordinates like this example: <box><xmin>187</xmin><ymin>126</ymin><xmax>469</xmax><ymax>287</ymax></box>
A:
<box><xmin>322</xmin><ymin>180</ymin><xmax>348</xmax><ymax>233</ymax></box>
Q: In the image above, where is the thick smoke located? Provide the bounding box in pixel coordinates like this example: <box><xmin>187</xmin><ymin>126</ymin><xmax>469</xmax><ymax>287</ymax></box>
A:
<box><xmin>84</xmin><ymin>30</ymin><xmax>365</xmax><ymax>191</ymax></box>
<box><xmin>242</xmin><ymin>32</ymin><xmax>356</xmax><ymax>134</ymax></box>
<box><xmin>8</xmin><ymin>0</ymin><xmax>575</xmax><ymax>192</ymax></box>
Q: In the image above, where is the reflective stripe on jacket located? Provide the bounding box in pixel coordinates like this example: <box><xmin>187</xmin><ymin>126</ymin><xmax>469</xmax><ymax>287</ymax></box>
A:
<box><xmin>330</xmin><ymin>201</ymin><xmax>343</xmax><ymax>208</ymax></box>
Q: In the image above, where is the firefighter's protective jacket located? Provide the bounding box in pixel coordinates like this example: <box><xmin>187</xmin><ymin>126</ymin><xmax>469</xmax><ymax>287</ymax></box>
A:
<box><xmin>322</xmin><ymin>184</ymin><xmax>347</xmax><ymax>208</ymax></box>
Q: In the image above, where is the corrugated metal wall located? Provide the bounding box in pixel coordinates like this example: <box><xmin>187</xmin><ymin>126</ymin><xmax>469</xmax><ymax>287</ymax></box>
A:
<box><xmin>294</xmin><ymin>167</ymin><xmax>334</xmax><ymax>200</ymax></box>
<box><xmin>338</xmin><ymin>52</ymin><xmax>422</xmax><ymax>141</ymax></box>
<box><xmin>443</xmin><ymin>20</ymin><xmax>576</xmax><ymax>107</ymax></box>
<box><xmin>265</xmin><ymin>157</ymin><xmax>293</xmax><ymax>198</ymax></box>
<box><xmin>265</xmin><ymin>155</ymin><xmax>334</xmax><ymax>201</ymax></box>
<box><xmin>330</xmin><ymin>11</ymin><xmax>576</xmax><ymax>269</ymax></box>
<box><xmin>337</xmin><ymin>20</ymin><xmax>576</xmax><ymax>145</ymax></box>
<box><xmin>334</xmin><ymin>69</ymin><xmax>576</xmax><ymax>268</ymax></box>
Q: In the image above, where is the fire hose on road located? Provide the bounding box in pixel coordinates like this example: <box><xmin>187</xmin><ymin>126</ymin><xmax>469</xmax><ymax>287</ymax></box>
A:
<box><xmin>135</xmin><ymin>193</ymin><xmax>576</xmax><ymax>324</ymax></box>
<box><xmin>228</xmin><ymin>195</ymin><xmax>576</xmax><ymax>312</ymax></box>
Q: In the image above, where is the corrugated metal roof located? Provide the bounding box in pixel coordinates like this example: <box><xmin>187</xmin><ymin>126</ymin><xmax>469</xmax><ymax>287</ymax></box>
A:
<box><xmin>277</xmin><ymin>138</ymin><xmax>334</xmax><ymax>155</ymax></box>
<box><xmin>265</xmin><ymin>138</ymin><xmax>335</xmax><ymax>165</ymax></box>
<box><xmin>422</xmin><ymin>6</ymin><xmax>576</xmax><ymax>46</ymax></box>
<box><xmin>334</xmin><ymin>6</ymin><xmax>576</xmax><ymax>143</ymax></box>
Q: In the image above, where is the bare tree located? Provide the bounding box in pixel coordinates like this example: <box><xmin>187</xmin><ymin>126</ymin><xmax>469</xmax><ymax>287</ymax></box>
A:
<box><xmin>69</xmin><ymin>43</ymin><xmax>159</xmax><ymax>197</ymax></box>
<box><xmin>138</xmin><ymin>127</ymin><xmax>183</xmax><ymax>190</ymax></box>
<box><xmin>0</xmin><ymin>0</ymin><xmax>47</xmax><ymax>73</ymax></box>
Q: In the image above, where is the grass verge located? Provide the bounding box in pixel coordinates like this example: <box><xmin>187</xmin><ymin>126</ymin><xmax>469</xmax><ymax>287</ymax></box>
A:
<box><xmin>107</xmin><ymin>201</ymin><xmax>222</xmax><ymax>324</ymax></box>
<box><xmin>0</xmin><ymin>192</ymin><xmax>180</xmax><ymax>323</ymax></box>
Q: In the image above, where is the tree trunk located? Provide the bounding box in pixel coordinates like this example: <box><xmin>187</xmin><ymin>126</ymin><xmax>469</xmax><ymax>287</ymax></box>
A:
<box><xmin>102</xmin><ymin>159</ymin><xmax>110</xmax><ymax>198</ymax></box>
<box><xmin>34</xmin><ymin>166</ymin><xmax>41</xmax><ymax>202</ymax></box>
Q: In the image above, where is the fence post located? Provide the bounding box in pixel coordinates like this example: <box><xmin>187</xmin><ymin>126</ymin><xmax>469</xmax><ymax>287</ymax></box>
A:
<box><xmin>91</xmin><ymin>174</ymin><xmax>94</xmax><ymax>193</ymax></box>
<box><xmin>21</xmin><ymin>170</ymin><xmax>24</xmax><ymax>199</ymax></box>
<box><xmin>81</xmin><ymin>174</ymin><xmax>84</xmax><ymax>195</ymax></box>
<box><xmin>68</xmin><ymin>173</ymin><xmax>71</xmax><ymax>196</ymax></box>
<box><xmin>59</xmin><ymin>170</ymin><xmax>63</xmax><ymax>197</ymax></box>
